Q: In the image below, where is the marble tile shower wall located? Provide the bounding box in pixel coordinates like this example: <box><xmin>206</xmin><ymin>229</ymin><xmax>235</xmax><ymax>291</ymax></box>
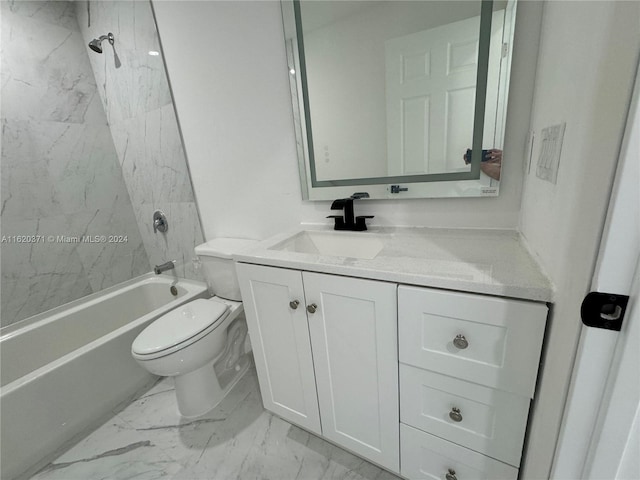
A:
<box><xmin>75</xmin><ymin>1</ymin><xmax>204</xmax><ymax>281</ymax></box>
<box><xmin>0</xmin><ymin>1</ymin><xmax>149</xmax><ymax>327</ymax></box>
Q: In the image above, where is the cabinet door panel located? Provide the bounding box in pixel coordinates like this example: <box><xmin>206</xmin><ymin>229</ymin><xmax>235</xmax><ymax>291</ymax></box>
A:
<box><xmin>303</xmin><ymin>272</ymin><xmax>399</xmax><ymax>473</ymax></box>
<box><xmin>236</xmin><ymin>263</ymin><xmax>321</xmax><ymax>434</ymax></box>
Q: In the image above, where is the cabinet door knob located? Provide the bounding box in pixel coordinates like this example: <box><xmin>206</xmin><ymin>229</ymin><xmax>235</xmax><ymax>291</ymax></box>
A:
<box><xmin>445</xmin><ymin>468</ymin><xmax>458</xmax><ymax>480</ymax></box>
<box><xmin>453</xmin><ymin>334</ymin><xmax>468</xmax><ymax>349</ymax></box>
<box><xmin>307</xmin><ymin>303</ymin><xmax>317</xmax><ymax>314</ymax></box>
<box><xmin>289</xmin><ymin>300</ymin><xmax>300</xmax><ymax>310</ymax></box>
<box><xmin>449</xmin><ymin>407</ymin><xmax>463</xmax><ymax>422</ymax></box>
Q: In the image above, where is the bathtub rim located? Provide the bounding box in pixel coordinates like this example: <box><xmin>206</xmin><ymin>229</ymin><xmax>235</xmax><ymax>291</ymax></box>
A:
<box><xmin>1</xmin><ymin>272</ymin><xmax>204</xmax><ymax>339</ymax></box>
<box><xmin>1</xmin><ymin>273</ymin><xmax>208</xmax><ymax>393</ymax></box>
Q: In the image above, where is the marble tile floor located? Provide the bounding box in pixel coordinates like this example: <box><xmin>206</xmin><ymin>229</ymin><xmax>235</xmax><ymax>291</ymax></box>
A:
<box><xmin>30</xmin><ymin>367</ymin><xmax>402</xmax><ymax>480</ymax></box>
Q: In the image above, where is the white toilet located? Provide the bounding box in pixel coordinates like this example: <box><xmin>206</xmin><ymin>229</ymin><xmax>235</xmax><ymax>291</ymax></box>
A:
<box><xmin>131</xmin><ymin>238</ymin><xmax>256</xmax><ymax>418</ymax></box>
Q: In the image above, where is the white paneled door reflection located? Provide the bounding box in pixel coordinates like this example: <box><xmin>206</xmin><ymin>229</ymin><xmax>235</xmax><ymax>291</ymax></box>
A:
<box><xmin>385</xmin><ymin>11</ymin><xmax>504</xmax><ymax>176</ymax></box>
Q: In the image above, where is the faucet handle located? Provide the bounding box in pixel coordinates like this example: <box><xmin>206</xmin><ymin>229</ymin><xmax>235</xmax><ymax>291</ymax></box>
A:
<box><xmin>327</xmin><ymin>215</ymin><xmax>345</xmax><ymax>229</ymax></box>
<box><xmin>355</xmin><ymin>215</ymin><xmax>374</xmax><ymax>231</ymax></box>
<box><xmin>153</xmin><ymin>210</ymin><xmax>168</xmax><ymax>233</ymax></box>
<box><xmin>351</xmin><ymin>192</ymin><xmax>370</xmax><ymax>199</ymax></box>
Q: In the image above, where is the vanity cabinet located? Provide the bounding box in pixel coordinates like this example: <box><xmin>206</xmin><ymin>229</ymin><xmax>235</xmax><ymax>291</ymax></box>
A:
<box><xmin>237</xmin><ymin>261</ymin><xmax>547</xmax><ymax>480</ymax></box>
<box><xmin>236</xmin><ymin>263</ymin><xmax>400</xmax><ymax>473</ymax></box>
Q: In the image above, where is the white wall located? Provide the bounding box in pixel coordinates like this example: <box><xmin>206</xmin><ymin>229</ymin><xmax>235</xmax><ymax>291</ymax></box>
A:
<box><xmin>517</xmin><ymin>2</ymin><xmax>640</xmax><ymax>479</ymax></box>
<box><xmin>152</xmin><ymin>0</ymin><xmax>542</xmax><ymax>242</ymax></box>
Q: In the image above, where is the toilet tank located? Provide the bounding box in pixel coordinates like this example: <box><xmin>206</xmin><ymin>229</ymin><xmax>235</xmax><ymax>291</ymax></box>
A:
<box><xmin>194</xmin><ymin>238</ymin><xmax>258</xmax><ymax>301</ymax></box>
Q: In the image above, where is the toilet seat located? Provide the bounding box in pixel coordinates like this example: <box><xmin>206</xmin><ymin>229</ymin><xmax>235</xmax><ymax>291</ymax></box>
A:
<box><xmin>132</xmin><ymin>299</ymin><xmax>229</xmax><ymax>360</ymax></box>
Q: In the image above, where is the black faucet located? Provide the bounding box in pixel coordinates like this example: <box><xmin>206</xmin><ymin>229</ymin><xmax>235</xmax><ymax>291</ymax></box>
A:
<box><xmin>327</xmin><ymin>192</ymin><xmax>374</xmax><ymax>231</ymax></box>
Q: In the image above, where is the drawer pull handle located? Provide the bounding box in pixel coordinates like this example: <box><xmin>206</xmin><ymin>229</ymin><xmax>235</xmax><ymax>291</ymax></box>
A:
<box><xmin>453</xmin><ymin>334</ymin><xmax>468</xmax><ymax>349</ymax></box>
<box><xmin>445</xmin><ymin>468</ymin><xmax>458</xmax><ymax>480</ymax></box>
<box><xmin>289</xmin><ymin>300</ymin><xmax>300</xmax><ymax>310</ymax></box>
<box><xmin>307</xmin><ymin>303</ymin><xmax>318</xmax><ymax>314</ymax></box>
<box><xmin>449</xmin><ymin>407</ymin><xmax>463</xmax><ymax>422</ymax></box>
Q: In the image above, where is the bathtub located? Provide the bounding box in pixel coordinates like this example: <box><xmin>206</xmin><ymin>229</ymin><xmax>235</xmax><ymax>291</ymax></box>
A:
<box><xmin>0</xmin><ymin>273</ymin><xmax>208</xmax><ymax>480</ymax></box>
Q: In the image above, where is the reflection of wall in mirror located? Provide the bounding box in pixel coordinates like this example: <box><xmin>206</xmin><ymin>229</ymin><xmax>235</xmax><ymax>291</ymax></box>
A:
<box><xmin>303</xmin><ymin>1</ymin><xmax>483</xmax><ymax>182</ymax></box>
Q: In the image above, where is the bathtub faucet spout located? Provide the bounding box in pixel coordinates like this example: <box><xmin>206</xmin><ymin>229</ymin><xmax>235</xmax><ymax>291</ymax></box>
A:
<box><xmin>154</xmin><ymin>260</ymin><xmax>175</xmax><ymax>275</ymax></box>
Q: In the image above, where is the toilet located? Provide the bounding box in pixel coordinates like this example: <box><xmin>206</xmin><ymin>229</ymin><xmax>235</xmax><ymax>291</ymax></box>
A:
<box><xmin>131</xmin><ymin>238</ymin><xmax>256</xmax><ymax>418</ymax></box>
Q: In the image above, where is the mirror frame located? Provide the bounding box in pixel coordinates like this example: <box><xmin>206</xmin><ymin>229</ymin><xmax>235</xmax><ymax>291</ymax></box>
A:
<box><xmin>281</xmin><ymin>0</ymin><xmax>516</xmax><ymax>200</ymax></box>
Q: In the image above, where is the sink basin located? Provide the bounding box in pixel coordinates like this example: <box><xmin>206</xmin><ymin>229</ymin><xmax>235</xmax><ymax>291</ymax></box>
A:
<box><xmin>270</xmin><ymin>230</ymin><xmax>385</xmax><ymax>259</ymax></box>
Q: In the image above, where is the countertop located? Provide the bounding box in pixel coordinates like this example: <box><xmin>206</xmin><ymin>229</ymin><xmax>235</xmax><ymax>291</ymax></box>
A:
<box><xmin>233</xmin><ymin>225</ymin><xmax>554</xmax><ymax>303</ymax></box>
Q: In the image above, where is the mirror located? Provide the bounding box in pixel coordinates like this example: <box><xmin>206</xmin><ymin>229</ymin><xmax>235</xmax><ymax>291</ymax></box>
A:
<box><xmin>281</xmin><ymin>0</ymin><xmax>516</xmax><ymax>200</ymax></box>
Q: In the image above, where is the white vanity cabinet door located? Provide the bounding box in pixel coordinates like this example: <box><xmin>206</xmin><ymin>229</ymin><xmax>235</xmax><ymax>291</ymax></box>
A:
<box><xmin>398</xmin><ymin>286</ymin><xmax>547</xmax><ymax>397</ymax></box>
<box><xmin>400</xmin><ymin>424</ymin><xmax>519</xmax><ymax>480</ymax></box>
<box><xmin>236</xmin><ymin>263</ymin><xmax>321</xmax><ymax>434</ymax></box>
<box><xmin>303</xmin><ymin>272</ymin><xmax>400</xmax><ymax>473</ymax></box>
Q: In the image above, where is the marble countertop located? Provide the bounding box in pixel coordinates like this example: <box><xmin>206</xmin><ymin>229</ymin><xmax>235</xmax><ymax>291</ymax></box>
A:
<box><xmin>233</xmin><ymin>225</ymin><xmax>554</xmax><ymax>303</ymax></box>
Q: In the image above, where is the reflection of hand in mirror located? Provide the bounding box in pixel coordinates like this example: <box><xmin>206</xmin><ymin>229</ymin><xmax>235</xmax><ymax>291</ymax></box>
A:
<box><xmin>482</xmin><ymin>149</ymin><xmax>501</xmax><ymax>181</ymax></box>
<box><xmin>481</xmin><ymin>157</ymin><xmax>501</xmax><ymax>181</ymax></box>
<box><xmin>463</xmin><ymin>148</ymin><xmax>502</xmax><ymax>181</ymax></box>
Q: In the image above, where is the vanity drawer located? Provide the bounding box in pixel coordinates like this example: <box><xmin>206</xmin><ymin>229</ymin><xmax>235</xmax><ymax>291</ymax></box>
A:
<box><xmin>400</xmin><ymin>424</ymin><xmax>518</xmax><ymax>480</ymax></box>
<box><xmin>398</xmin><ymin>286</ymin><xmax>547</xmax><ymax>397</ymax></box>
<box><xmin>400</xmin><ymin>364</ymin><xmax>530</xmax><ymax>467</ymax></box>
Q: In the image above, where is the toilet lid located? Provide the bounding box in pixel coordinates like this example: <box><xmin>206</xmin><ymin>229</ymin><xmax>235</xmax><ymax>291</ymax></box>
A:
<box><xmin>132</xmin><ymin>299</ymin><xmax>229</xmax><ymax>356</ymax></box>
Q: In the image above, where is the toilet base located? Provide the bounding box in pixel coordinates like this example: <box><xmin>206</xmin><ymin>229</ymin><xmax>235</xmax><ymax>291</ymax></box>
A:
<box><xmin>174</xmin><ymin>361</ymin><xmax>219</xmax><ymax>418</ymax></box>
<box><xmin>173</xmin><ymin>354</ymin><xmax>251</xmax><ymax>418</ymax></box>
<box><xmin>169</xmin><ymin>316</ymin><xmax>251</xmax><ymax>418</ymax></box>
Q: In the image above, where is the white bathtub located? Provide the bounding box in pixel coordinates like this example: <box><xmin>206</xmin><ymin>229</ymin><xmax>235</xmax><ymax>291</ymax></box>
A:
<box><xmin>0</xmin><ymin>273</ymin><xmax>208</xmax><ymax>480</ymax></box>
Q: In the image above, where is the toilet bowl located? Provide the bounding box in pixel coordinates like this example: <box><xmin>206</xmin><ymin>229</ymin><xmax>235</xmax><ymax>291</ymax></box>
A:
<box><xmin>131</xmin><ymin>238</ymin><xmax>257</xmax><ymax>417</ymax></box>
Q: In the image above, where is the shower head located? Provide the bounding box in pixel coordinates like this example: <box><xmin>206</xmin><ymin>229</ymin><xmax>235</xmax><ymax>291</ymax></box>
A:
<box><xmin>88</xmin><ymin>37</ymin><xmax>105</xmax><ymax>53</ymax></box>
<box><xmin>88</xmin><ymin>33</ymin><xmax>114</xmax><ymax>54</ymax></box>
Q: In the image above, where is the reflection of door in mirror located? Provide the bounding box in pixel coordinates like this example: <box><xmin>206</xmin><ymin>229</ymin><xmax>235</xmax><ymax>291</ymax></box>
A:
<box><xmin>385</xmin><ymin>10</ymin><xmax>504</xmax><ymax>177</ymax></box>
